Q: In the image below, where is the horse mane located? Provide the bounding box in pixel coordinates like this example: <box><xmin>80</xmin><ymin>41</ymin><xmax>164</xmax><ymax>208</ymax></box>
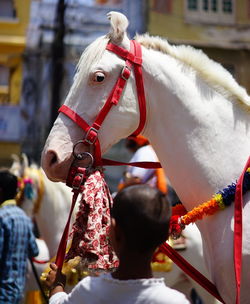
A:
<box><xmin>135</xmin><ymin>33</ymin><xmax>250</xmax><ymax>110</ymax></box>
<box><xmin>68</xmin><ymin>32</ymin><xmax>250</xmax><ymax>111</ymax></box>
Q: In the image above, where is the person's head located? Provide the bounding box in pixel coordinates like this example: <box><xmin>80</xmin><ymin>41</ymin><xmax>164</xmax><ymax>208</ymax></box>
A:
<box><xmin>111</xmin><ymin>185</ymin><xmax>171</xmax><ymax>257</ymax></box>
<box><xmin>125</xmin><ymin>135</ymin><xmax>149</xmax><ymax>153</ymax></box>
<box><xmin>0</xmin><ymin>169</ymin><xmax>18</xmax><ymax>203</ymax></box>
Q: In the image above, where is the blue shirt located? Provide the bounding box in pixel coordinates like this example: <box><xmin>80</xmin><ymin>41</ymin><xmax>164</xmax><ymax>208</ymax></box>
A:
<box><xmin>0</xmin><ymin>201</ymin><xmax>39</xmax><ymax>303</ymax></box>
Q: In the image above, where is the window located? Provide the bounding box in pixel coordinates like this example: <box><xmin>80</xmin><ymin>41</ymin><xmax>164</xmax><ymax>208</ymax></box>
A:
<box><xmin>0</xmin><ymin>65</ymin><xmax>10</xmax><ymax>103</ymax></box>
<box><xmin>211</xmin><ymin>0</ymin><xmax>217</xmax><ymax>11</ymax></box>
<box><xmin>0</xmin><ymin>0</ymin><xmax>16</xmax><ymax>18</ymax></box>
<box><xmin>203</xmin><ymin>0</ymin><xmax>208</xmax><ymax>11</ymax></box>
<box><xmin>188</xmin><ymin>0</ymin><xmax>197</xmax><ymax>10</ymax></box>
<box><xmin>223</xmin><ymin>0</ymin><xmax>232</xmax><ymax>13</ymax></box>
<box><xmin>185</xmin><ymin>0</ymin><xmax>234</xmax><ymax>24</ymax></box>
<box><xmin>0</xmin><ymin>65</ymin><xmax>10</xmax><ymax>86</ymax></box>
<box><xmin>152</xmin><ymin>0</ymin><xmax>172</xmax><ymax>14</ymax></box>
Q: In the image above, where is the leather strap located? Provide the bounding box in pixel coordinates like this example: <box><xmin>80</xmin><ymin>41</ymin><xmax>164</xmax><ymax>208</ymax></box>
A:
<box><xmin>234</xmin><ymin>156</ymin><xmax>250</xmax><ymax>304</ymax></box>
<box><xmin>106</xmin><ymin>43</ymin><xmax>142</xmax><ymax>65</ymax></box>
<box><xmin>59</xmin><ymin>105</ymin><xmax>89</xmax><ymax>131</ymax></box>
<box><xmin>55</xmin><ymin>190</ymin><xmax>79</xmax><ymax>269</ymax></box>
<box><xmin>160</xmin><ymin>242</ymin><xmax>225</xmax><ymax>303</ymax></box>
<box><xmin>130</xmin><ymin>40</ymin><xmax>147</xmax><ymax>137</ymax></box>
<box><xmin>101</xmin><ymin>158</ymin><xmax>161</xmax><ymax>168</ymax></box>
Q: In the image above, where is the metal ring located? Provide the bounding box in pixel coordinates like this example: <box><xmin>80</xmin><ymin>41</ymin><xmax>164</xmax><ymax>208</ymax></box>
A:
<box><xmin>73</xmin><ymin>141</ymin><xmax>94</xmax><ymax>167</ymax></box>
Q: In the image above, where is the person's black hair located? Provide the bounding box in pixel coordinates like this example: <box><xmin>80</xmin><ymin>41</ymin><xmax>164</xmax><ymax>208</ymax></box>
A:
<box><xmin>125</xmin><ymin>139</ymin><xmax>139</xmax><ymax>151</ymax></box>
<box><xmin>0</xmin><ymin>169</ymin><xmax>18</xmax><ymax>202</ymax></box>
<box><xmin>112</xmin><ymin>184</ymin><xmax>171</xmax><ymax>253</ymax></box>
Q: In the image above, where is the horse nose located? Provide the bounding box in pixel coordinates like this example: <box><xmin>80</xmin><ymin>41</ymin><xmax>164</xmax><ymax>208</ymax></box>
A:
<box><xmin>41</xmin><ymin>150</ymin><xmax>67</xmax><ymax>182</ymax></box>
<box><xmin>45</xmin><ymin>150</ymin><xmax>59</xmax><ymax>168</ymax></box>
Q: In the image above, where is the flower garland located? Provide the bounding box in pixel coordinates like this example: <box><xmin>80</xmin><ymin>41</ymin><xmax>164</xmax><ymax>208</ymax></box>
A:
<box><xmin>16</xmin><ymin>177</ymin><xmax>34</xmax><ymax>205</ymax></box>
<box><xmin>169</xmin><ymin>168</ymin><xmax>250</xmax><ymax>239</ymax></box>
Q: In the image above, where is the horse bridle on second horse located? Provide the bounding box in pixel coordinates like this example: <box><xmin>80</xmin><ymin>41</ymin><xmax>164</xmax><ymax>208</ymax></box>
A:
<box><xmin>58</xmin><ymin>40</ymin><xmax>147</xmax><ymax>169</ymax></box>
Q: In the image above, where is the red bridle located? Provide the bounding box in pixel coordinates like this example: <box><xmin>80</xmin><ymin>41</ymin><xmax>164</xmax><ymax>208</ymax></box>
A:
<box><xmin>59</xmin><ymin>40</ymin><xmax>147</xmax><ymax>167</ymax></box>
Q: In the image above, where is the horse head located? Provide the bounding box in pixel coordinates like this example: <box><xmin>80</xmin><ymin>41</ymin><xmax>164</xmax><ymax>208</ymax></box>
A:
<box><xmin>10</xmin><ymin>153</ymin><xmax>44</xmax><ymax>218</ymax></box>
<box><xmin>42</xmin><ymin>12</ymin><xmax>141</xmax><ymax>182</ymax></box>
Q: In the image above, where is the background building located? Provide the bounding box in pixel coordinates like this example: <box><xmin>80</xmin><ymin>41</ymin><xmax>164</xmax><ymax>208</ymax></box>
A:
<box><xmin>0</xmin><ymin>0</ymin><xmax>31</xmax><ymax>165</ymax></box>
<box><xmin>148</xmin><ymin>0</ymin><xmax>250</xmax><ymax>94</ymax></box>
<box><xmin>18</xmin><ymin>0</ymin><xmax>147</xmax><ymax>191</ymax></box>
<box><xmin>3</xmin><ymin>1</ymin><xmax>249</xmax><ymax>192</ymax></box>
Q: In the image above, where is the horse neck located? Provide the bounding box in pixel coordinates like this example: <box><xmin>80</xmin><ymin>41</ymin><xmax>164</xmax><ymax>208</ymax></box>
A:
<box><xmin>35</xmin><ymin>176</ymin><xmax>74</xmax><ymax>257</ymax></box>
<box><xmin>142</xmin><ymin>48</ymin><xmax>250</xmax><ymax>209</ymax></box>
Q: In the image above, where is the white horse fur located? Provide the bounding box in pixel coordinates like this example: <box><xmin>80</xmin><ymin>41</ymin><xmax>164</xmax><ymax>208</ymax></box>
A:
<box><xmin>41</xmin><ymin>12</ymin><xmax>250</xmax><ymax>303</ymax></box>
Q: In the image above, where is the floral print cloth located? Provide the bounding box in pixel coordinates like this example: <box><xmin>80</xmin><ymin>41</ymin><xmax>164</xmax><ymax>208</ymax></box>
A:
<box><xmin>66</xmin><ymin>170</ymin><xmax>119</xmax><ymax>270</ymax></box>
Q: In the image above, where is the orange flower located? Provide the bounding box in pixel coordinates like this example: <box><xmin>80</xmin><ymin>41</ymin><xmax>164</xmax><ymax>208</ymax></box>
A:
<box><xmin>182</xmin><ymin>199</ymin><xmax>220</xmax><ymax>225</ymax></box>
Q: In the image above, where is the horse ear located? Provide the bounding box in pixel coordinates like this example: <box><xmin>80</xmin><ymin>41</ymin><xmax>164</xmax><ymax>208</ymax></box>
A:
<box><xmin>107</xmin><ymin>11</ymin><xmax>130</xmax><ymax>46</ymax></box>
<box><xmin>10</xmin><ymin>154</ymin><xmax>21</xmax><ymax>176</ymax></box>
<box><xmin>21</xmin><ymin>153</ymin><xmax>29</xmax><ymax>176</ymax></box>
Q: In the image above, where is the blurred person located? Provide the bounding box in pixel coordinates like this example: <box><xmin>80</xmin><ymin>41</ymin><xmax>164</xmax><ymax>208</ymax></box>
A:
<box><xmin>118</xmin><ymin>135</ymin><xmax>167</xmax><ymax>194</ymax></box>
<box><xmin>0</xmin><ymin>169</ymin><xmax>39</xmax><ymax>303</ymax></box>
<box><xmin>45</xmin><ymin>185</ymin><xmax>190</xmax><ymax>304</ymax></box>
<box><xmin>118</xmin><ymin>136</ymin><xmax>186</xmax><ymax>250</ymax></box>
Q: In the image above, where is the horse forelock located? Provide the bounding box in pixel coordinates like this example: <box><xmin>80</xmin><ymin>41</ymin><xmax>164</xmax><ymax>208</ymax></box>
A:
<box><xmin>136</xmin><ymin>34</ymin><xmax>250</xmax><ymax>111</ymax></box>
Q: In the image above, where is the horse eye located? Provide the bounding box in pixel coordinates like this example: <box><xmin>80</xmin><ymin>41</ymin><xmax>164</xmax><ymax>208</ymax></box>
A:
<box><xmin>94</xmin><ymin>72</ymin><xmax>105</xmax><ymax>83</ymax></box>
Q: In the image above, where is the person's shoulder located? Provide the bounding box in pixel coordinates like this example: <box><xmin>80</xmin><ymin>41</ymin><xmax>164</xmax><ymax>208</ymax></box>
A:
<box><xmin>77</xmin><ymin>274</ymin><xmax>101</xmax><ymax>289</ymax></box>
<box><xmin>0</xmin><ymin>204</ymin><xmax>19</xmax><ymax>218</ymax></box>
<box><xmin>79</xmin><ymin>273</ymin><xmax>114</xmax><ymax>288</ymax></box>
<box><xmin>11</xmin><ymin>205</ymin><xmax>31</xmax><ymax>220</ymax></box>
<box><xmin>137</xmin><ymin>145</ymin><xmax>158</xmax><ymax>160</ymax></box>
<box><xmin>3</xmin><ymin>205</ymin><xmax>32</xmax><ymax>223</ymax></box>
<box><xmin>139</xmin><ymin>278</ymin><xmax>190</xmax><ymax>304</ymax></box>
<box><xmin>139</xmin><ymin>145</ymin><xmax>156</xmax><ymax>154</ymax></box>
<box><xmin>152</xmin><ymin>284</ymin><xmax>190</xmax><ymax>304</ymax></box>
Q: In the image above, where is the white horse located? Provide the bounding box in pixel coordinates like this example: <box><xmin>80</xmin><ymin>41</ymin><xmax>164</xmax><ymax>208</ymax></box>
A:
<box><xmin>42</xmin><ymin>13</ymin><xmax>250</xmax><ymax>303</ymax></box>
<box><xmin>10</xmin><ymin>155</ymin><xmax>75</xmax><ymax>258</ymax></box>
<box><xmin>41</xmin><ymin>11</ymin><xmax>250</xmax><ymax>303</ymax></box>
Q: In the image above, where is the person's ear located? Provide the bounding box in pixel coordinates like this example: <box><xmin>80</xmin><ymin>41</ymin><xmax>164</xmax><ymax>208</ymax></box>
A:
<box><xmin>111</xmin><ymin>217</ymin><xmax>116</xmax><ymax>228</ymax></box>
<box><xmin>111</xmin><ymin>218</ymin><xmax>120</xmax><ymax>240</ymax></box>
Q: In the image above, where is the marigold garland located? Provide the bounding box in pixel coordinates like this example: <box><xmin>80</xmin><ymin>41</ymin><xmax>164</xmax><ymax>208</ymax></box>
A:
<box><xmin>169</xmin><ymin>168</ymin><xmax>250</xmax><ymax>239</ymax></box>
<box><xmin>16</xmin><ymin>177</ymin><xmax>34</xmax><ymax>205</ymax></box>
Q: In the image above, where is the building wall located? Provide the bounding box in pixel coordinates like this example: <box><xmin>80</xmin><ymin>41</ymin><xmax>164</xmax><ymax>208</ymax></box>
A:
<box><xmin>22</xmin><ymin>0</ymin><xmax>148</xmax><ymax>181</ymax></box>
<box><xmin>0</xmin><ymin>0</ymin><xmax>31</xmax><ymax>165</ymax></box>
<box><xmin>148</xmin><ymin>0</ymin><xmax>250</xmax><ymax>95</ymax></box>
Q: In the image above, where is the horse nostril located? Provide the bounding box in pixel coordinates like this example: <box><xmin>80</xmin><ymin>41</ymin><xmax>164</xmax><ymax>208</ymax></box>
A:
<box><xmin>41</xmin><ymin>149</ymin><xmax>68</xmax><ymax>182</ymax></box>
<box><xmin>47</xmin><ymin>150</ymin><xmax>58</xmax><ymax>167</ymax></box>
